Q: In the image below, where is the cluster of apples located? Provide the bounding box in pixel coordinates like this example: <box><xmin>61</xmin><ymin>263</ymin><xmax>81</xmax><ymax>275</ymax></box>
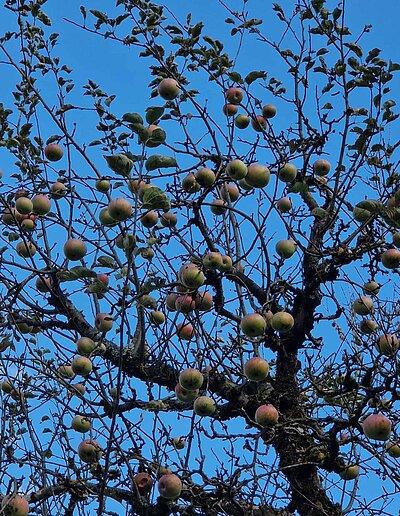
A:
<box><xmin>240</xmin><ymin>309</ymin><xmax>295</xmax><ymax>338</ymax></box>
<box><xmin>176</xmin><ymin>368</ymin><xmax>216</xmax><ymax>416</ymax></box>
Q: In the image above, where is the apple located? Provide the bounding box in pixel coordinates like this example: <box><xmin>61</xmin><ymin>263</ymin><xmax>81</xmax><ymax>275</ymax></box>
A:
<box><xmin>223</xmin><ymin>103</ymin><xmax>239</xmax><ymax>116</ymax></box>
<box><xmin>160</xmin><ymin>212</ymin><xmax>177</xmax><ymax>227</ymax></box>
<box><xmin>133</xmin><ymin>472</ymin><xmax>154</xmax><ymax>494</ymax></box>
<box><xmin>145</xmin><ymin>124</ymin><xmax>164</xmax><ymax>147</ymax></box>
<box><xmin>138</xmin><ymin>294</ymin><xmax>157</xmax><ymax>309</ymax></box>
<box><xmin>1</xmin><ymin>380</ymin><xmax>13</xmax><ymax>393</ymax></box>
<box><xmin>95</xmin><ymin>178</ymin><xmax>110</xmax><ymax>192</ymax></box>
<box><xmin>271</xmin><ymin>312</ymin><xmax>294</xmax><ymax>333</ymax></box>
<box><xmin>255</xmin><ymin>404</ymin><xmax>279</xmax><ymax>426</ymax></box>
<box><xmin>1</xmin><ymin>494</ymin><xmax>29</xmax><ymax>516</ymax></box>
<box><xmin>193</xmin><ymin>395</ymin><xmax>216</xmax><ymax>416</ymax></box>
<box><xmin>16</xmin><ymin>241</ymin><xmax>36</xmax><ymax>258</ymax></box>
<box><xmin>76</xmin><ymin>337</ymin><xmax>96</xmax><ymax>355</ymax></box>
<box><xmin>362</xmin><ymin>413</ymin><xmax>391</xmax><ymax>440</ymax></box>
<box><xmin>35</xmin><ymin>276</ymin><xmax>52</xmax><ymax>294</ymax></box>
<box><xmin>244</xmin><ymin>357</ymin><xmax>269</xmax><ymax>382</ymax></box>
<box><xmin>63</xmin><ymin>238</ymin><xmax>87</xmax><ymax>261</ymax></box>
<box><xmin>20</xmin><ymin>217</ymin><xmax>35</xmax><ymax>232</ymax></box>
<box><xmin>99</xmin><ymin>208</ymin><xmax>117</xmax><ymax>226</ymax></box>
<box><xmin>277</xmin><ymin>197</ymin><xmax>292</xmax><ymax>213</ymax></box>
<box><xmin>386</xmin><ymin>441</ymin><xmax>400</xmax><ymax>458</ymax></box>
<box><xmin>194</xmin><ymin>291</ymin><xmax>213</xmax><ymax>311</ymax></box>
<box><xmin>218</xmin><ymin>255</ymin><xmax>233</xmax><ymax>272</ymax></box>
<box><xmin>175</xmin><ymin>294</ymin><xmax>196</xmax><ymax>313</ymax></box>
<box><xmin>251</xmin><ymin>115</ymin><xmax>267</xmax><ymax>132</ymax></box>
<box><xmin>210</xmin><ymin>199</ymin><xmax>226</xmax><ymax>215</ymax></box>
<box><xmin>226</xmin><ymin>159</ymin><xmax>248</xmax><ymax>180</ymax></box>
<box><xmin>275</xmin><ymin>239</ymin><xmax>297</xmax><ymax>259</ymax></box>
<box><xmin>195</xmin><ymin>167</ymin><xmax>216</xmax><ymax>187</ymax></box>
<box><xmin>219</xmin><ymin>184</ymin><xmax>240</xmax><ymax>202</ymax></box>
<box><xmin>95</xmin><ymin>313</ymin><xmax>113</xmax><ymax>332</ymax></box>
<box><xmin>71</xmin><ymin>356</ymin><xmax>93</xmax><ymax>376</ymax></box>
<box><xmin>352</xmin><ymin>296</ymin><xmax>374</xmax><ymax>316</ymax></box>
<box><xmin>179</xmin><ymin>368</ymin><xmax>203</xmax><ymax>390</ymax></box>
<box><xmin>158</xmin><ymin>78</ymin><xmax>180</xmax><ymax>100</ymax></box>
<box><xmin>108</xmin><ymin>198</ymin><xmax>132</xmax><ymax>221</ymax></box>
<box><xmin>165</xmin><ymin>293</ymin><xmax>179</xmax><ymax>312</ymax></box>
<box><xmin>97</xmin><ymin>273</ymin><xmax>109</xmax><ymax>287</ymax></box>
<box><xmin>176</xmin><ymin>322</ymin><xmax>195</xmax><ymax>340</ymax></box>
<box><xmin>375</xmin><ymin>334</ymin><xmax>399</xmax><ymax>356</ymax></box>
<box><xmin>313</xmin><ymin>159</ymin><xmax>331</xmax><ymax>177</ymax></box>
<box><xmin>262</xmin><ymin>104</ymin><xmax>277</xmax><ymax>118</ymax></box>
<box><xmin>381</xmin><ymin>248</ymin><xmax>400</xmax><ymax>269</ymax></box>
<box><xmin>140</xmin><ymin>210</ymin><xmax>159</xmax><ymax>228</ymax></box>
<box><xmin>2</xmin><ymin>207</ymin><xmax>22</xmax><ymax>226</ymax></box>
<box><xmin>78</xmin><ymin>439</ymin><xmax>102</xmax><ymax>463</ymax></box>
<box><xmin>225</xmin><ymin>87</ymin><xmax>243</xmax><ymax>105</ymax></box>
<box><xmin>203</xmin><ymin>252</ymin><xmax>223</xmax><ymax>270</ymax></box>
<box><xmin>172</xmin><ymin>437</ymin><xmax>185</xmax><ymax>450</ymax></box>
<box><xmin>57</xmin><ymin>365</ymin><xmax>75</xmax><ymax>379</ymax></box>
<box><xmin>182</xmin><ymin>173</ymin><xmax>201</xmax><ymax>193</ymax></box>
<box><xmin>44</xmin><ymin>143</ymin><xmax>63</xmax><ymax>161</ymax></box>
<box><xmin>240</xmin><ymin>313</ymin><xmax>266</xmax><ymax>338</ymax></box>
<box><xmin>128</xmin><ymin>179</ymin><xmax>146</xmax><ymax>195</ymax></box>
<box><xmin>339</xmin><ymin>464</ymin><xmax>359</xmax><ymax>481</ymax></box>
<box><xmin>278</xmin><ymin>163</ymin><xmax>297</xmax><ymax>183</ymax></box>
<box><xmin>49</xmin><ymin>181</ymin><xmax>67</xmax><ymax>199</ymax></box>
<box><xmin>392</xmin><ymin>232</ymin><xmax>400</xmax><ymax>248</ymax></box>
<box><xmin>150</xmin><ymin>310</ymin><xmax>165</xmax><ymax>325</ymax></box>
<box><xmin>245</xmin><ymin>163</ymin><xmax>270</xmax><ymax>188</ymax></box>
<box><xmin>15</xmin><ymin>321</ymin><xmax>33</xmax><ymax>334</ymax></box>
<box><xmin>158</xmin><ymin>473</ymin><xmax>182</xmax><ymax>500</ymax></box>
<box><xmin>234</xmin><ymin>114</ymin><xmax>250</xmax><ymax>129</ymax></box>
<box><xmin>15</xmin><ymin>197</ymin><xmax>32</xmax><ymax>215</ymax></box>
<box><xmin>359</xmin><ymin>318</ymin><xmax>377</xmax><ymax>334</ymax></box>
<box><xmin>71</xmin><ymin>383</ymin><xmax>86</xmax><ymax>396</ymax></box>
<box><xmin>175</xmin><ymin>383</ymin><xmax>199</xmax><ymax>402</ymax></box>
<box><xmin>71</xmin><ymin>416</ymin><xmax>91</xmax><ymax>433</ymax></box>
<box><xmin>353</xmin><ymin>207</ymin><xmax>371</xmax><ymax>223</ymax></box>
<box><xmin>179</xmin><ymin>263</ymin><xmax>205</xmax><ymax>289</ymax></box>
<box><xmin>138</xmin><ymin>183</ymin><xmax>157</xmax><ymax>201</ymax></box>
<box><xmin>363</xmin><ymin>281</ymin><xmax>380</xmax><ymax>296</ymax></box>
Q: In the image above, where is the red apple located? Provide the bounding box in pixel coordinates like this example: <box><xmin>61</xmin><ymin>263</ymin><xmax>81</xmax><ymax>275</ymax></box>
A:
<box><xmin>77</xmin><ymin>439</ymin><xmax>102</xmax><ymax>463</ymax></box>
<box><xmin>244</xmin><ymin>357</ymin><xmax>269</xmax><ymax>382</ymax></box>
<box><xmin>225</xmin><ymin>87</ymin><xmax>243</xmax><ymax>105</ymax></box>
<box><xmin>255</xmin><ymin>404</ymin><xmax>279</xmax><ymax>426</ymax></box>
<box><xmin>44</xmin><ymin>143</ymin><xmax>63</xmax><ymax>161</ymax></box>
<box><xmin>158</xmin><ymin>473</ymin><xmax>182</xmax><ymax>500</ymax></box>
<box><xmin>1</xmin><ymin>494</ymin><xmax>29</xmax><ymax>516</ymax></box>
<box><xmin>133</xmin><ymin>472</ymin><xmax>154</xmax><ymax>494</ymax></box>
<box><xmin>362</xmin><ymin>413</ymin><xmax>391</xmax><ymax>440</ymax></box>
<box><xmin>63</xmin><ymin>238</ymin><xmax>87</xmax><ymax>261</ymax></box>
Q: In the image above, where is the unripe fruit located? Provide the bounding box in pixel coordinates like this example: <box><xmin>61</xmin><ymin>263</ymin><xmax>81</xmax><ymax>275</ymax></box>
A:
<box><xmin>277</xmin><ymin>197</ymin><xmax>292</xmax><ymax>213</ymax></box>
<box><xmin>262</xmin><ymin>104</ymin><xmax>277</xmax><ymax>118</ymax></box>
<box><xmin>210</xmin><ymin>199</ymin><xmax>226</xmax><ymax>215</ymax></box>
<box><xmin>392</xmin><ymin>232</ymin><xmax>400</xmax><ymax>248</ymax></box>
<box><xmin>76</xmin><ymin>337</ymin><xmax>96</xmax><ymax>355</ymax></box>
<box><xmin>278</xmin><ymin>163</ymin><xmax>297</xmax><ymax>183</ymax></box>
<box><xmin>128</xmin><ymin>179</ymin><xmax>146</xmax><ymax>195</ymax></box>
<box><xmin>175</xmin><ymin>294</ymin><xmax>196</xmax><ymax>313</ymax></box>
<box><xmin>353</xmin><ymin>207</ymin><xmax>371</xmax><ymax>223</ymax></box>
<box><xmin>193</xmin><ymin>395</ymin><xmax>216</xmax><ymax>416</ymax></box>
<box><xmin>2</xmin><ymin>207</ymin><xmax>22</xmax><ymax>226</ymax></box>
<box><xmin>203</xmin><ymin>252</ymin><xmax>223</xmax><ymax>270</ymax></box>
<box><xmin>172</xmin><ymin>437</ymin><xmax>185</xmax><ymax>450</ymax></box>
<box><xmin>1</xmin><ymin>494</ymin><xmax>29</xmax><ymax>516</ymax></box>
<box><xmin>145</xmin><ymin>124</ymin><xmax>164</xmax><ymax>147</ymax></box>
<box><xmin>16</xmin><ymin>241</ymin><xmax>36</xmax><ymax>258</ymax></box>
<box><xmin>386</xmin><ymin>441</ymin><xmax>400</xmax><ymax>458</ymax></box>
<box><xmin>63</xmin><ymin>238</ymin><xmax>87</xmax><ymax>261</ymax></box>
<box><xmin>362</xmin><ymin>413</ymin><xmax>391</xmax><ymax>440</ymax></box>
<box><xmin>176</xmin><ymin>322</ymin><xmax>195</xmax><ymax>340</ymax></box>
<box><xmin>313</xmin><ymin>159</ymin><xmax>331</xmax><ymax>177</ymax></box>
<box><xmin>166</xmin><ymin>293</ymin><xmax>179</xmax><ymax>312</ymax></box>
<box><xmin>339</xmin><ymin>464</ymin><xmax>360</xmax><ymax>480</ymax></box>
<box><xmin>251</xmin><ymin>115</ymin><xmax>267</xmax><ymax>132</ymax></box>
<box><xmin>245</xmin><ymin>163</ymin><xmax>270</xmax><ymax>188</ymax></box>
<box><xmin>182</xmin><ymin>173</ymin><xmax>200</xmax><ymax>193</ymax></box>
<box><xmin>352</xmin><ymin>296</ymin><xmax>374</xmax><ymax>316</ymax></box>
<box><xmin>381</xmin><ymin>249</ymin><xmax>400</xmax><ymax>269</ymax></box>
<box><xmin>44</xmin><ymin>143</ymin><xmax>63</xmax><ymax>161</ymax></box>
<box><xmin>150</xmin><ymin>310</ymin><xmax>165</xmax><ymax>325</ymax></box>
<box><xmin>219</xmin><ymin>184</ymin><xmax>240</xmax><ymax>202</ymax></box>
<box><xmin>226</xmin><ymin>159</ymin><xmax>248</xmax><ymax>180</ymax></box>
<box><xmin>244</xmin><ymin>357</ymin><xmax>269</xmax><ymax>382</ymax></box>
<box><xmin>179</xmin><ymin>263</ymin><xmax>205</xmax><ymax>289</ymax></box>
<box><xmin>179</xmin><ymin>368</ymin><xmax>203</xmax><ymax>390</ymax></box>
<box><xmin>255</xmin><ymin>404</ymin><xmax>279</xmax><ymax>426</ymax></box>
<box><xmin>240</xmin><ymin>313</ymin><xmax>266</xmax><ymax>338</ymax></box>
<box><xmin>133</xmin><ymin>472</ymin><xmax>154</xmax><ymax>494</ymax></box>
<box><xmin>271</xmin><ymin>312</ymin><xmax>294</xmax><ymax>333</ymax></box>
<box><xmin>359</xmin><ymin>318</ymin><xmax>377</xmax><ymax>334</ymax></box>
<box><xmin>32</xmin><ymin>195</ymin><xmax>51</xmax><ymax>215</ymax></box>
<box><xmin>363</xmin><ymin>281</ymin><xmax>380</xmax><ymax>296</ymax></box>
<box><xmin>140</xmin><ymin>210</ymin><xmax>159</xmax><ymax>228</ymax></box>
<box><xmin>1</xmin><ymin>381</ymin><xmax>13</xmax><ymax>393</ymax></box>
<box><xmin>158</xmin><ymin>78</ymin><xmax>180</xmax><ymax>100</ymax></box>
<box><xmin>194</xmin><ymin>291</ymin><xmax>213</xmax><ymax>311</ymax></box>
<box><xmin>175</xmin><ymin>383</ymin><xmax>199</xmax><ymax>402</ymax></box>
<box><xmin>158</xmin><ymin>473</ymin><xmax>182</xmax><ymax>500</ymax></box>
<box><xmin>219</xmin><ymin>255</ymin><xmax>233</xmax><ymax>272</ymax></box>
<box><xmin>78</xmin><ymin>439</ymin><xmax>102</xmax><ymax>463</ymax></box>
<box><xmin>95</xmin><ymin>179</ymin><xmax>110</xmax><ymax>192</ymax></box>
<box><xmin>71</xmin><ymin>416</ymin><xmax>91</xmax><ymax>433</ymax></box>
<box><xmin>95</xmin><ymin>313</ymin><xmax>113</xmax><ymax>332</ymax></box>
<box><xmin>223</xmin><ymin>103</ymin><xmax>239</xmax><ymax>116</ymax></box>
<box><xmin>160</xmin><ymin>212</ymin><xmax>177</xmax><ymax>227</ymax></box>
<box><xmin>234</xmin><ymin>114</ymin><xmax>250</xmax><ymax>129</ymax></box>
<box><xmin>276</xmin><ymin>239</ymin><xmax>297</xmax><ymax>259</ymax></box>
<box><xmin>72</xmin><ymin>383</ymin><xmax>86</xmax><ymax>396</ymax></box>
<box><xmin>20</xmin><ymin>217</ymin><xmax>35</xmax><ymax>232</ymax></box>
<box><xmin>57</xmin><ymin>365</ymin><xmax>75</xmax><ymax>379</ymax></box>
<box><xmin>99</xmin><ymin>208</ymin><xmax>117</xmax><ymax>226</ymax></box>
<box><xmin>108</xmin><ymin>198</ymin><xmax>132</xmax><ymax>221</ymax></box>
<box><xmin>50</xmin><ymin>181</ymin><xmax>67</xmax><ymax>199</ymax></box>
<box><xmin>35</xmin><ymin>276</ymin><xmax>52</xmax><ymax>293</ymax></box>
<box><xmin>15</xmin><ymin>197</ymin><xmax>32</xmax><ymax>215</ymax></box>
<box><xmin>195</xmin><ymin>167</ymin><xmax>215</xmax><ymax>187</ymax></box>
<box><xmin>71</xmin><ymin>356</ymin><xmax>93</xmax><ymax>376</ymax></box>
<box><xmin>225</xmin><ymin>87</ymin><xmax>243</xmax><ymax>105</ymax></box>
<box><xmin>375</xmin><ymin>334</ymin><xmax>399</xmax><ymax>356</ymax></box>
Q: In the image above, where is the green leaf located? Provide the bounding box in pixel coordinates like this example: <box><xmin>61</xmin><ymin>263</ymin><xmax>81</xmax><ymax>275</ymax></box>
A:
<box><xmin>97</xmin><ymin>256</ymin><xmax>117</xmax><ymax>268</ymax></box>
<box><xmin>90</xmin><ymin>9</ymin><xmax>108</xmax><ymax>23</ymax></box>
<box><xmin>145</xmin><ymin>106</ymin><xmax>164</xmax><ymax>124</ymax></box>
<box><xmin>145</xmin><ymin>155</ymin><xmax>177</xmax><ymax>171</ymax></box>
<box><xmin>141</xmin><ymin>186</ymin><xmax>171</xmax><ymax>212</ymax></box>
<box><xmin>58</xmin><ymin>267</ymin><xmax>97</xmax><ymax>282</ymax></box>
<box><xmin>245</xmin><ymin>70</ymin><xmax>266</xmax><ymax>85</ymax></box>
<box><xmin>105</xmin><ymin>153</ymin><xmax>134</xmax><ymax>176</ymax></box>
<box><xmin>344</xmin><ymin>42</ymin><xmax>363</xmax><ymax>58</ymax></box>
<box><xmin>122</xmin><ymin>112</ymin><xmax>143</xmax><ymax>124</ymax></box>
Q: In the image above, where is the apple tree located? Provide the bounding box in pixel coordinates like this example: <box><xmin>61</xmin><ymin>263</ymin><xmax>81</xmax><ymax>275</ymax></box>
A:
<box><xmin>0</xmin><ymin>0</ymin><xmax>400</xmax><ymax>515</ymax></box>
